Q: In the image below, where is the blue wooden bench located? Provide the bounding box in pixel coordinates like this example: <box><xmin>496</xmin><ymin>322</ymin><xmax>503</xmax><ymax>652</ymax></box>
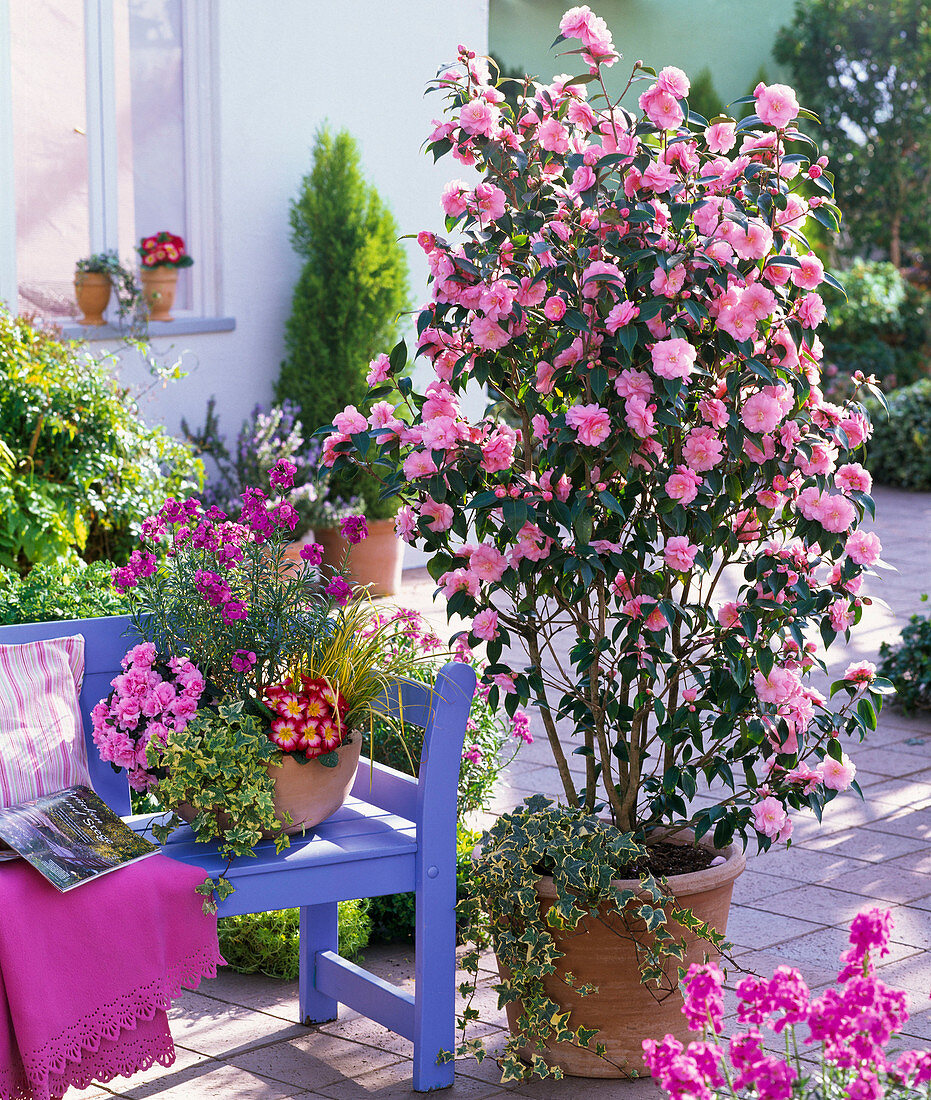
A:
<box><xmin>0</xmin><ymin>614</ymin><xmax>476</xmax><ymax>1092</ymax></box>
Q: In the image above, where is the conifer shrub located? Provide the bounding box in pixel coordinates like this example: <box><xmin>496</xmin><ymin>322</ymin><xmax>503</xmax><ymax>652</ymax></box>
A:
<box><xmin>276</xmin><ymin>128</ymin><xmax>409</xmax><ymax>519</ymax></box>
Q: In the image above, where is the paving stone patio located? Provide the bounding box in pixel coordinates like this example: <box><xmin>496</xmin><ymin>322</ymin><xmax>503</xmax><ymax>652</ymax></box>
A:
<box><xmin>82</xmin><ymin>486</ymin><xmax>930</xmax><ymax>1098</ymax></box>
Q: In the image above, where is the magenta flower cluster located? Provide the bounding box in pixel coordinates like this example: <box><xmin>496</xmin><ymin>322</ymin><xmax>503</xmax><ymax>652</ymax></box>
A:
<box><xmin>644</xmin><ymin>908</ymin><xmax>931</xmax><ymax>1100</ymax></box>
<box><xmin>90</xmin><ymin>642</ymin><xmax>205</xmax><ymax>792</ymax></box>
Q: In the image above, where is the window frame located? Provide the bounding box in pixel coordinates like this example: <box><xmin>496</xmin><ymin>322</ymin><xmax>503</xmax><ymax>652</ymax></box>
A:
<box><xmin>0</xmin><ymin>0</ymin><xmax>220</xmax><ymax>321</ymax></box>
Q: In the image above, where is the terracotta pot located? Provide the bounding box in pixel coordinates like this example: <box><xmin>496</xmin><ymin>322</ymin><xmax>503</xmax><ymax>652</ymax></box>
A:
<box><xmin>175</xmin><ymin>734</ymin><xmax>362</xmax><ymax>838</ymax></box>
<box><xmin>74</xmin><ymin>272</ymin><xmax>111</xmax><ymax>325</ymax></box>
<box><xmin>141</xmin><ymin>266</ymin><xmax>179</xmax><ymax>321</ymax></box>
<box><xmin>316</xmin><ymin>518</ymin><xmax>404</xmax><ymax>597</ymax></box>
<box><xmin>498</xmin><ymin>833</ymin><xmax>746</xmax><ymax>1078</ymax></box>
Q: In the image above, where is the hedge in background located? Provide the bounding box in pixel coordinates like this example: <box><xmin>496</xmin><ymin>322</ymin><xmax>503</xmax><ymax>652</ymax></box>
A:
<box><xmin>866</xmin><ymin>378</ymin><xmax>931</xmax><ymax>491</ymax></box>
<box><xmin>878</xmin><ymin>594</ymin><xmax>931</xmax><ymax>714</ymax></box>
<box><xmin>0</xmin><ymin>558</ymin><xmax>128</xmax><ymax>625</ymax></box>
<box><xmin>822</xmin><ymin>260</ymin><xmax>930</xmax><ymax>393</ymax></box>
<box><xmin>0</xmin><ymin>308</ymin><xmax>202</xmax><ymax>572</ymax></box>
<box><xmin>276</xmin><ymin>127</ymin><xmax>409</xmax><ymax>520</ymax></box>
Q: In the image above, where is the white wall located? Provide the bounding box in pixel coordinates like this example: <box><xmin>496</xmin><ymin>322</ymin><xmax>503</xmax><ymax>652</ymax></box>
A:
<box><xmin>120</xmin><ymin>0</ymin><xmax>489</xmax><ymax>445</ymax></box>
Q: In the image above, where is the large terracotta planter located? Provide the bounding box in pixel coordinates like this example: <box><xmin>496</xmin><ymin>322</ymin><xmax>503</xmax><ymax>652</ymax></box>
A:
<box><xmin>499</xmin><ymin>833</ymin><xmax>746</xmax><ymax>1078</ymax></box>
<box><xmin>316</xmin><ymin>518</ymin><xmax>404</xmax><ymax>597</ymax></box>
<box><xmin>141</xmin><ymin>266</ymin><xmax>179</xmax><ymax>321</ymax></box>
<box><xmin>176</xmin><ymin>734</ymin><xmax>362</xmax><ymax>838</ymax></box>
<box><xmin>74</xmin><ymin>272</ymin><xmax>111</xmax><ymax>325</ymax></box>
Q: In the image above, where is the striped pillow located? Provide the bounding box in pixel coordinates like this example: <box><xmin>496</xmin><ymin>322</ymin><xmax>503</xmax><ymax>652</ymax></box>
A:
<box><xmin>0</xmin><ymin>635</ymin><xmax>91</xmax><ymax>808</ymax></box>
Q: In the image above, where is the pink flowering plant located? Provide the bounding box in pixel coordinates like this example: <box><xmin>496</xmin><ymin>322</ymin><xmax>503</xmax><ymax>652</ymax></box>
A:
<box><xmin>644</xmin><ymin>907</ymin><xmax>931</xmax><ymax>1100</ymax></box>
<box><xmin>326</xmin><ymin>8</ymin><xmax>893</xmax><ymax>854</ymax></box>
<box><xmin>96</xmin><ymin>465</ymin><xmax>417</xmax><ymax>905</ymax></box>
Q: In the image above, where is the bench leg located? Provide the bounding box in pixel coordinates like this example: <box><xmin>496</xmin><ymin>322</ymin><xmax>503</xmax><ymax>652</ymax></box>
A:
<box><xmin>412</xmin><ymin>874</ymin><xmax>456</xmax><ymax>1090</ymax></box>
<box><xmin>299</xmin><ymin>903</ymin><xmax>339</xmax><ymax>1025</ymax></box>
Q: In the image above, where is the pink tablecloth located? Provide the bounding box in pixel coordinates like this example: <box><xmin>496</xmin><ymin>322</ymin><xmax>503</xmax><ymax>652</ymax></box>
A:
<box><xmin>0</xmin><ymin>855</ymin><xmax>223</xmax><ymax>1100</ymax></box>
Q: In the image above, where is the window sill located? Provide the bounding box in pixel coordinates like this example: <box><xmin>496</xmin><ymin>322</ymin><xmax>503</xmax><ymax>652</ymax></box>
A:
<box><xmin>60</xmin><ymin>316</ymin><xmax>236</xmax><ymax>341</ymax></box>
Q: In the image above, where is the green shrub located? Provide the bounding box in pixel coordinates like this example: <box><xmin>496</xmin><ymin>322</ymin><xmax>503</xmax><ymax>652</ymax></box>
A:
<box><xmin>0</xmin><ymin>308</ymin><xmax>203</xmax><ymax>571</ymax></box>
<box><xmin>822</xmin><ymin>261</ymin><xmax>930</xmax><ymax>394</ymax></box>
<box><xmin>0</xmin><ymin>557</ymin><xmax>129</xmax><ymax>625</ymax></box>
<box><xmin>878</xmin><ymin>595</ymin><xmax>931</xmax><ymax>713</ymax></box>
<box><xmin>217</xmin><ymin>900</ymin><xmax>372</xmax><ymax>981</ymax></box>
<box><xmin>275</xmin><ymin>127</ymin><xmax>409</xmax><ymax>520</ymax></box>
<box><xmin>865</xmin><ymin>378</ymin><xmax>931</xmax><ymax>490</ymax></box>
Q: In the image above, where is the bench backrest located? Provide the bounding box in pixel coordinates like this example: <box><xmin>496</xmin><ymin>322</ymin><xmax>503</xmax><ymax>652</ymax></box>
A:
<box><xmin>0</xmin><ymin>615</ymin><xmax>476</xmax><ymax>829</ymax></box>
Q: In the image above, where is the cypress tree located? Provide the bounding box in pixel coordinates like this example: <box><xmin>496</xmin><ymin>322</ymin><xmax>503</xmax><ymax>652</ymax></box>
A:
<box><xmin>276</xmin><ymin>128</ymin><xmax>409</xmax><ymax>518</ymax></box>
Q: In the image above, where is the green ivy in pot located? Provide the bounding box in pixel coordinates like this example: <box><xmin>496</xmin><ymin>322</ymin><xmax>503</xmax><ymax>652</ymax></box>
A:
<box><xmin>75</xmin><ymin>250</ymin><xmax>146</xmax><ymax>332</ymax></box>
<box><xmin>451</xmin><ymin>798</ymin><xmax>725</xmax><ymax>1083</ymax></box>
<box><xmin>149</xmin><ymin>701</ymin><xmax>288</xmax><ymax>906</ymax></box>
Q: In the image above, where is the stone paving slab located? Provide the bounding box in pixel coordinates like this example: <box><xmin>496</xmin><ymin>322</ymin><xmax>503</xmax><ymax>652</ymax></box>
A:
<box><xmin>79</xmin><ymin>486</ymin><xmax>931</xmax><ymax>1096</ymax></box>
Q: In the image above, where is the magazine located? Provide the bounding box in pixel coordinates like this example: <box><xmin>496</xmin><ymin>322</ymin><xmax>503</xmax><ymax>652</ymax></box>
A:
<box><xmin>0</xmin><ymin>785</ymin><xmax>158</xmax><ymax>891</ymax></box>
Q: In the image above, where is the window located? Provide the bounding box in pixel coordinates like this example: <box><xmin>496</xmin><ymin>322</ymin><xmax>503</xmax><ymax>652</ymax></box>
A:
<box><xmin>0</xmin><ymin>0</ymin><xmax>218</xmax><ymax>323</ymax></box>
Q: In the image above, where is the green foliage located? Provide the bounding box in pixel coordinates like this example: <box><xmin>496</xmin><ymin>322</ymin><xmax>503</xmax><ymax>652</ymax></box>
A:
<box><xmin>453</xmin><ymin>798</ymin><xmax>726</xmax><ymax>1082</ymax></box>
<box><xmin>878</xmin><ymin>594</ymin><xmax>931</xmax><ymax>713</ymax></box>
<box><xmin>217</xmin><ymin>900</ymin><xmax>371</xmax><ymax>981</ymax></box>
<box><xmin>0</xmin><ymin>308</ymin><xmax>202</xmax><ymax>572</ymax></box>
<box><xmin>150</xmin><ymin>700</ymin><xmax>290</xmax><ymax>910</ymax></box>
<box><xmin>774</xmin><ymin>0</ymin><xmax>931</xmax><ymax>266</ymax></box>
<box><xmin>822</xmin><ymin>261</ymin><xmax>930</xmax><ymax>394</ymax></box>
<box><xmin>276</xmin><ymin>127</ymin><xmax>409</xmax><ymax>519</ymax></box>
<box><xmin>865</xmin><ymin>378</ymin><xmax>931</xmax><ymax>490</ymax></box>
<box><xmin>0</xmin><ymin>556</ymin><xmax>128</xmax><ymax>625</ymax></box>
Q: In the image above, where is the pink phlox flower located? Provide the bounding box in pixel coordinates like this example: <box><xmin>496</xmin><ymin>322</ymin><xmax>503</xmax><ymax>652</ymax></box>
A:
<box><xmin>766</xmin><ymin>966</ymin><xmax>810</xmax><ymax>1032</ymax></box>
<box><xmin>221</xmin><ymin>600</ymin><xmax>248</xmax><ymax>623</ymax></box>
<box><xmin>231</xmin><ymin>649</ymin><xmax>257</xmax><ymax>673</ymax></box>
<box><xmin>682</xmin><ymin>962</ymin><xmax>725</xmax><ymax>1033</ymax></box>
<box><xmin>324</xmin><ymin>576</ymin><xmax>352</xmax><ymax>606</ymax></box>
<box><xmin>510</xmin><ymin>710</ymin><xmax>533</xmax><ymax>743</ymax></box>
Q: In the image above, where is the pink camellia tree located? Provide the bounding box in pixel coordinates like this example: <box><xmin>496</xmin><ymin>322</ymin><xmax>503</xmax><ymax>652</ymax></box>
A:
<box><xmin>325</xmin><ymin>6</ymin><xmax>891</xmax><ymax>853</ymax></box>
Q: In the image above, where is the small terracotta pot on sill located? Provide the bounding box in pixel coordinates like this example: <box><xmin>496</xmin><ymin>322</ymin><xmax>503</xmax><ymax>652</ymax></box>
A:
<box><xmin>140</xmin><ymin>266</ymin><xmax>179</xmax><ymax>322</ymax></box>
<box><xmin>74</xmin><ymin>271</ymin><xmax>111</xmax><ymax>326</ymax></box>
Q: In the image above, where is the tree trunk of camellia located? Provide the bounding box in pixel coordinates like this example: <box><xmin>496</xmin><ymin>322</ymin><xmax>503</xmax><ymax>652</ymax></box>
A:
<box><xmin>890</xmin><ymin>211</ymin><xmax>902</xmax><ymax>269</ymax></box>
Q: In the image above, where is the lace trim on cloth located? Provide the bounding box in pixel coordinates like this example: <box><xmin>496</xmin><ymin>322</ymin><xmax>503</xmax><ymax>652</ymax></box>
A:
<box><xmin>0</xmin><ymin>942</ymin><xmax>223</xmax><ymax>1100</ymax></box>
